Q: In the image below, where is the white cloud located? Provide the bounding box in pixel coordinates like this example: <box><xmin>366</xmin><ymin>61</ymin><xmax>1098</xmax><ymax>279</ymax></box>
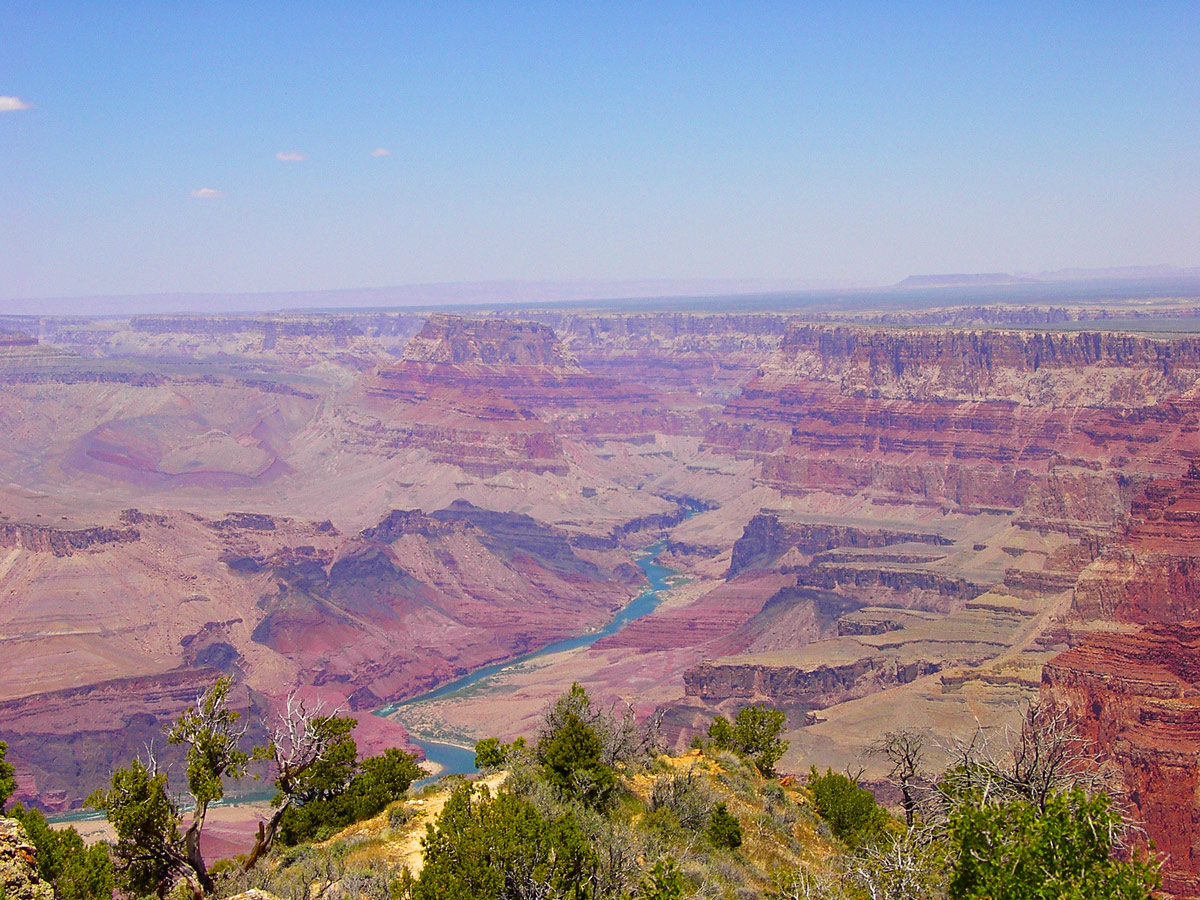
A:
<box><xmin>371</xmin><ymin>147</ymin><xmax>391</xmax><ymax>157</ymax></box>
<box><xmin>191</xmin><ymin>187</ymin><xmax>223</xmax><ymax>199</ymax></box>
<box><xmin>276</xmin><ymin>151</ymin><xmax>305</xmax><ymax>162</ymax></box>
<box><xmin>0</xmin><ymin>96</ymin><xmax>32</xmax><ymax>112</ymax></box>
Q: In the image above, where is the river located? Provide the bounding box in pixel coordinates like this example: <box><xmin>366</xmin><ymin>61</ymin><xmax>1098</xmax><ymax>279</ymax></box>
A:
<box><xmin>47</xmin><ymin>542</ymin><xmax>677</xmax><ymax>823</ymax></box>
<box><xmin>373</xmin><ymin>540</ymin><xmax>678</xmax><ymax>780</ymax></box>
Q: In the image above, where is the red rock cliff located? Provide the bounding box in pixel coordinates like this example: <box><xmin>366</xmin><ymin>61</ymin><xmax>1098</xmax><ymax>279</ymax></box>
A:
<box><xmin>1045</xmin><ymin>472</ymin><xmax>1200</xmax><ymax>897</ymax></box>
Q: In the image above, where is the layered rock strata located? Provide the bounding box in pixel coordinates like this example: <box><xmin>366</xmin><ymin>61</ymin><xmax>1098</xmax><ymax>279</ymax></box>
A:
<box><xmin>0</xmin><ymin>502</ymin><xmax>634</xmax><ymax>811</ymax></box>
<box><xmin>1044</xmin><ymin>471</ymin><xmax>1200</xmax><ymax>897</ymax></box>
<box><xmin>364</xmin><ymin>315</ymin><xmax>707</xmax><ymax>475</ymax></box>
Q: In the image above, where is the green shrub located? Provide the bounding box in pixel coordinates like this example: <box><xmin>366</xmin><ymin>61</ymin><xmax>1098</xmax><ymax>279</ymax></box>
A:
<box><xmin>278</xmin><ymin>747</ymin><xmax>423</xmax><ymax>845</ymax></box>
<box><xmin>708</xmin><ymin>716</ymin><xmax>734</xmax><ymax>751</ymax></box>
<box><xmin>807</xmin><ymin>767</ymin><xmax>889</xmax><ymax>848</ymax></box>
<box><xmin>9</xmin><ymin>804</ymin><xmax>115</xmax><ymax>900</ymax></box>
<box><xmin>707</xmin><ymin>802</ymin><xmax>743</xmax><ymax>849</ymax></box>
<box><xmin>639</xmin><ymin>857</ymin><xmax>688</xmax><ymax>900</ymax></box>
<box><xmin>0</xmin><ymin>741</ymin><xmax>14</xmax><ymax>812</ymax></box>
<box><xmin>388</xmin><ymin>803</ymin><xmax>413</xmax><ymax>831</ymax></box>
<box><xmin>649</xmin><ymin>768</ymin><xmax>713</xmax><ymax>831</ymax></box>
<box><xmin>730</xmin><ymin>706</ymin><xmax>789</xmax><ymax>775</ymax></box>
<box><xmin>642</xmin><ymin>806</ymin><xmax>683</xmax><ymax>839</ymax></box>
<box><xmin>539</xmin><ymin>711</ymin><xmax>615</xmax><ymax>808</ymax></box>
<box><xmin>474</xmin><ymin>737</ymin><xmax>505</xmax><ymax>770</ymax></box>
<box><xmin>412</xmin><ymin>783</ymin><xmax>596</xmax><ymax>900</ymax></box>
<box><xmin>707</xmin><ymin>707</ymin><xmax>789</xmax><ymax>775</ymax></box>
<box><xmin>948</xmin><ymin>788</ymin><xmax>1158</xmax><ymax>900</ymax></box>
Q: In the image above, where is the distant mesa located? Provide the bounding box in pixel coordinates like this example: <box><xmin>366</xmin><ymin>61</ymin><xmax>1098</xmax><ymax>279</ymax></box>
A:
<box><xmin>897</xmin><ymin>273</ymin><xmax>1029</xmax><ymax>288</ymax></box>
<box><xmin>898</xmin><ymin>265</ymin><xmax>1200</xmax><ymax>290</ymax></box>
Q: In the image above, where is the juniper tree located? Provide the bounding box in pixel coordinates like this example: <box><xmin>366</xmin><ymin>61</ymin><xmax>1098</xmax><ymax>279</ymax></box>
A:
<box><xmin>166</xmin><ymin>675</ymin><xmax>250</xmax><ymax>888</ymax></box>
<box><xmin>0</xmin><ymin>740</ymin><xmax>14</xmax><ymax>812</ymax></box>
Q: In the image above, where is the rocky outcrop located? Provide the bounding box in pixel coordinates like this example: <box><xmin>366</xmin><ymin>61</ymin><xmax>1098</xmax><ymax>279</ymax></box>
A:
<box><xmin>809</xmin><ymin>302</ymin><xmax>1200</xmax><ymax>330</ymax></box>
<box><xmin>0</xmin><ymin>329</ymin><xmax>37</xmax><ymax>349</ymax></box>
<box><xmin>683</xmin><ymin>657</ymin><xmax>939</xmax><ymax>708</ymax></box>
<box><xmin>403</xmin><ymin>314</ymin><xmax>573</xmax><ymax>366</ymax></box>
<box><xmin>545</xmin><ymin>312</ymin><xmax>786</xmax><ymax>397</ymax></box>
<box><xmin>0</xmin><ymin>818</ymin><xmax>54</xmax><ymax>900</ymax></box>
<box><xmin>429</xmin><ymin>500</ymin><xmax>601</xmax><ymax>577</ymax></box>
<box><xmin>780</xmin><ymin>563</ymin><xmax>985</xmax><ymax>611</ymax></box>
<box><xmin>728</xmin><ymin>513</ymin><xmax>951</xmax><ymax>578</ymax></box>
<box><xmin>0</xmin><ymin>521</ymin><xmax>140</xmax><ymax>556</ymax></box>
<box><xmin>364</xmin><ymin>315</ymin><xmax>670</xmax><ymax>474</ymax></box>
<box><xmin>1071</xmin><ymin>474</ymin><xmax>1200</xmax><ymax>622</ymax></box>
<box><xmin>242</xmin><ymin>502</ymin><xmax>628</xmax><ymax>699</ymax></box>
<box><xmin>710</xmin><ymin>324</ymin><xmax>1200</xmax><ymax>515</ymax></box>
<box><xmin>130</xmin><ymin>314</ymin><xmax>367</xmax><ymax>340</ymax></box>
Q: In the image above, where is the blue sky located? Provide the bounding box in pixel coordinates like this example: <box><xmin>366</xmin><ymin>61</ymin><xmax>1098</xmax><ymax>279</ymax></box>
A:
<box><xmin>2</xmin><ymin>2</ymin><xmax>1198</xmax><ymax>301</ymax></box>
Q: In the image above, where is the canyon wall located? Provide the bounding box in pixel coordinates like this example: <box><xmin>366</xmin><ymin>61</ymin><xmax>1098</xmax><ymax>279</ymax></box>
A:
<box><xmin>7</xmin><ymin>306</ymin><xmax>1200</xmax><ymax>875</ymax></box>
<box><xmin>1043</xmin><ymin>469</ymin><xmax>1200</xmax><ymax>896</ymax></box>
<box><xmin>0</xmin><ymin>501</ymin><xmax>635</xmax><ymax>810</ymax></box>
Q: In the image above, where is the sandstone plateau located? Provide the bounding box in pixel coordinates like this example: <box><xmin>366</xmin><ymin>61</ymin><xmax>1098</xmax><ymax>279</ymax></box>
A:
<box><xmin>3</xmin><ymin>305</ymin><xmax>1200</xmax><ymax>892</ymax></box>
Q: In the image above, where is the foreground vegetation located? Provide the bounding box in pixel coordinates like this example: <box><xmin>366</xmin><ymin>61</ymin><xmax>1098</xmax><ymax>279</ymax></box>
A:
<box><xmin>0</xmin><ymin>686</ymin><xmax>1159</xmax><ymax>900</ymax></box>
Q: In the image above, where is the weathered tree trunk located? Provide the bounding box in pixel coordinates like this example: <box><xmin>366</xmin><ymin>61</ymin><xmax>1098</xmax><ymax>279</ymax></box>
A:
<box><xmin>184</xmin><ymin>800</ymin><xmax>215</xmax><ymax>893</ymax></box>
<box><xmin>241</xmin><ymin>801</ymin><xmax>290</xmax><ymax>872</ymax></box>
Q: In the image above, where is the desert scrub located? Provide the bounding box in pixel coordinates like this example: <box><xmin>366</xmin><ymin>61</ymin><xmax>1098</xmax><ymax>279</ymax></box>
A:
<box><xmin>650</xmin><ymin>767</ymin><xmax>715</xmax><ymax>831</ymax></box>
<box><xmin>387</xmin><ymin>802</ymin><xmax>413</xmax><ymax>831</ymax></box>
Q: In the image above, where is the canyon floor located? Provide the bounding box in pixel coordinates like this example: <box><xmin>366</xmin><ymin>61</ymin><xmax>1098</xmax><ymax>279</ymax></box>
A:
<box><xmin>5</xmin><ymin>297</ymin><xmax>1200</xmax><ymax>892</ymax></box>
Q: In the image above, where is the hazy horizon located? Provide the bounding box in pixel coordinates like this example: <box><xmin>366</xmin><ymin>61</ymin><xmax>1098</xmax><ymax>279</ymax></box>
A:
<box><xmin>6</xmin><ymin>267</ymin><xmax>1200</xmax><ymax>319</ymax></box>
<box><xmin>3</xmin><ymin>3</ymin><xmax>1199</xmax><ymax>305</ymax></box>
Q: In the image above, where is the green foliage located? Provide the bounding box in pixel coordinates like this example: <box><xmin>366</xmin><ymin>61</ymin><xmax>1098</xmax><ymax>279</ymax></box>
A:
<box><xmin>807</xmin><ymin>767</ymin><xmax>889</xmax><ymax>848</ymax></box>
<box><xmin>707</xmin><ymin>706</ymin><xmax>789</xmax><ymax>775</ymax></box>
<box><xmin>731</xmin><ymin>706</ymin><xmax>789</xmax><ymax>775</ymax></box>
<box><xmin>0</xmin><ymin>740</ymin><xmax>15</xmax><ymax>812</ymax></box>
<box><xmin>539</xmin><ymin>710</ymin><xmax>616</xmax><ymax>808</ymax></box>
<box><xmin>550</xmin><ymin>683</ymin><xmax>594</xmax><ymax>724</ymax></box>
<box><xmin>277</xmin><ymin>715</ymin><xmax>358</xmax><ymax>806</ymax></box>
<box><xmin>948</xmin><ymin>788</ymin><xmax>1158</xmax><ymax>900</ymax></box>
<box><xmin>412</xmin><ymin>782</ymin><xmax>596</xmax><ymax>900</ymax></box>
<box><xmin>707</xmin><ymin>715</ymin><xmax>733</xmax><ymax>751</ymax></box>
<box><xmin>166</xmin><ymin>675</ymin><xmax>248</xmax><ymax>807</ymax></box>
<box><xmin>86</xmin><ymin>756</ymin><xmax>183</xmax><ymax>896</ymax></box>
<box><xmin>8</xmin><ymin>805</ymin><xmax>115</xmax><ymax>900</ymax></box>
<box><xmin>638</xmin><ymin>857</ymin><xmax>688</xmax><ymax>900</ymax></box>
<box><xmin>474</xmin><ymin>737</ymin><xmax>505</xmax><ymax>770</ymax></box>
<box><xmin>474</xmin><ymin>736</ymin><xmax>525</xmax><ymax>771</ymax></box>
<box><xmin>359</xmin><ymin>748</ymin><xmax>424</xmax><ymax>808</ymax></box>
<box><xmin>278</xmin><ymin>746</ymin><xmax>422</xmax><ymax>846</ymax></box>
<box><xmin>706</xmin><ymin>802</ymin><xmax>743</xmax><ymax>849</ymax></box>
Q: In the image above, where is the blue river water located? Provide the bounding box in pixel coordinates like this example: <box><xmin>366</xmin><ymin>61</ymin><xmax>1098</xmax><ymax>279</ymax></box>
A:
<box><xmin>373</xmin><ymin>540</ymin><xmax>677</xmax><ymax>780</ymax></box>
